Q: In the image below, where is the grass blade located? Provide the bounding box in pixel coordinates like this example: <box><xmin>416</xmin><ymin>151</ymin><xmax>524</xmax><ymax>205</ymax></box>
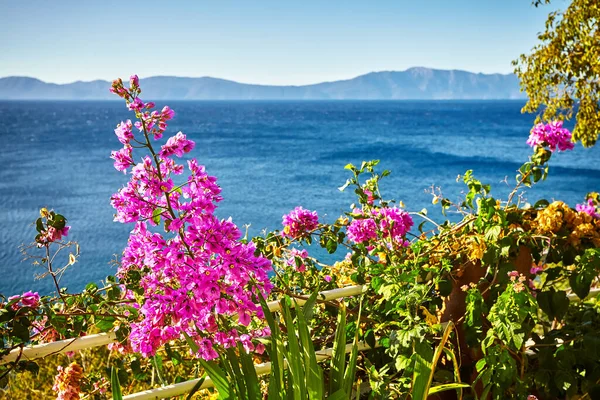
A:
<box><xmin>281</xmin><ymin>298</ymin><xmax>306</xmax><ymax>399</ymax></box>
<box><xmin>329</xmin><ymin>303</ymin><xmax>347</xmax><ymax>394</ymax></box>
<box><xmin>225</xmin><ymin>347</ymin><xmax>247</xmax><ymax>398</ymax></box>
<box><xmin>443</xmin><ymin>347</ymin><xmax>465</xmax><ymax>400</ymax></box>
<box><xmin>111</xmin><ymin>367</ymin><xmax>123</xmax><ymax>400</ymax></box>
<box><xmin>186</xmin><ymin>375</ymin><xmax>207</xmax><ymax>400</ymax></box>
<box><xmin>302</xmin><ymin>287</ymin><xmax>320</xmax><ymax>321</ymax></box>
<box><xmin>199</xmin><ymin>359</ymin><xmax>233</xmax><ymax>400</ymax></box>
<box><xmin>328</xmin><ymin>388</ymin><xmax>350</xmax><ymax>400</ymax></box>
<box><xmin>296</xmin><ymin>297</ymin><xmax>324</xmax><ymax>399</ymax></box>
<box><xmin>343</xmin><ymin>296</ymin><xmax>363</xmax><ymax>395</ymax></box>
<box><xmin>238</xmin><ymin>343</ymin><xmax>261</xmax><ymax>400</ymax></box>
<box><xmin>411</xmin><ymin>321</ymin><xmax>455</xmax><ymax>400</ymax></box>
<box><xmin>258</xmin><ymin>291</ymin><xmax>285</xmax><ymax>398</ymax></box>
<box><xmin>428</xmin><ymin>383</ymin><xmax>471</xmax><ymax>395</ymax></box>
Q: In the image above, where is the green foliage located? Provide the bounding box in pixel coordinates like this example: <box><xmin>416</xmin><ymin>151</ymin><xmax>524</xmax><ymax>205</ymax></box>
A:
<box><xmin>111</xmin><ymin>367</ymin><xmax>123</xmax><ymax>400</ymax></box>
<box><xmin>200</xmin><ymin>295</ymin><xmax>359</xmax><ymax>399</ymax></box>
<box><xmin>514</xmin><ymin>0</ymin><xmax>600</xmax><ymax>147</ymax></box>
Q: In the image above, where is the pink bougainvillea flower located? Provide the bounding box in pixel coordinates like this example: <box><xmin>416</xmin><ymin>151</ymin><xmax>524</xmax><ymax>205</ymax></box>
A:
<box><xmin>526</xmin><ymin>121</ymin><xmax>574</xmax><ymax>152</ymax></box>
<box><xmin>282</xmin><ymin>206</ymin><xmax>319</xmax><ymax>239</ymax></box>
<box><xmin>576</xmin><ymin>198</ymin><xmax>599</xmax><ymax>219</ymax></box>
<box><xmin>110</xmin><ymin>145</ymin><xmax>134</xmax><ymax>173</ymax></box>
<box><xmin>109</xmin><ymin>77</ymin><xmax>273</xmax><ymax>360</ymax></box>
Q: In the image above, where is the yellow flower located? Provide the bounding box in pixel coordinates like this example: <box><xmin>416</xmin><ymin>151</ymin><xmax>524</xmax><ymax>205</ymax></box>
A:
<box><xmin>466</xmin><ymin>235</ymin><xmax>486</xmax><ymax>261</ymax></box>
<box><xmin>420</xmin><ymin>306</ymin><xmax>439</xmax><ymax>326</ymax></box>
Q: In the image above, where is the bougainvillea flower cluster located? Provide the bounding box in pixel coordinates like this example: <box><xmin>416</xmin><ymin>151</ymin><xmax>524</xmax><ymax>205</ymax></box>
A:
<box><xmin>109</xmin><ymin>76</ymin><xmax>273</xmax><ymax>359</ymax></box>
<box><xmin>286</xmin><ymin>248</ymin><xmax>309</xmax><ymax>272</ymax></box>
<box><xmin>7</xmin><ymin>291</ymin><xmax>40</xmax><ymax>310</ymax></box>
<box><xmin>576</xmin><ymin>198</ymin><xmax>600</xmax><ymax>219</ymax></box>
<box><xmin>281</xmin><ymin>206</ymin><xmax>319</xmax><ymax>238</ymax></box>
<box><xmin>347</xmin><ymin>206</ymin><xmax>413</xmax><ymax>246</ymax></box>
<box><xmin>526</xmin><ymin>121</ymin><xmax>574</xmax><ymax>152</ymax></box>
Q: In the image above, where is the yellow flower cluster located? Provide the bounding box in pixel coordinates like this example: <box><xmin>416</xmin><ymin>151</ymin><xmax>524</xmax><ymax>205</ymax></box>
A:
<box><xmin>329</xmin><ymin>258</ymin><xmax>357</xmax><ymax>286</ymax></box>
<box><xmin>52</xmin><ymin>362</ymin><xmax>84</xmax><ymax>400</ymax></box>
<box><xmin>532</xmin><ymin>201</ymin><xmax>600</xmax><ymax>247</ymax></box>
<box><xmin>466</xmin><ymin>235</ymin><xmax>487</xmax><ymax>261</ymax></box>
<box><xmin>533</xmin><ymin>201</ymin><xmax>572</xmax><ymax>233</ymax></box>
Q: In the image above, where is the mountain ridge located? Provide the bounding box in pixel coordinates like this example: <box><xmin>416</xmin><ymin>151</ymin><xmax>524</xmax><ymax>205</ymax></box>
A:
<box><xmin>0</xmin><ymin>67</ymin><xmax>525</xmax><ymax>100</ymax></box>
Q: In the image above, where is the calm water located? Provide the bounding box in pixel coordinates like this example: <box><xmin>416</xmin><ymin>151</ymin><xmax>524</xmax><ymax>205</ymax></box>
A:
<box><xmin>1</xmin><ymin>101</ymin><xmax>599</xmax><ymax>295</ymax></box>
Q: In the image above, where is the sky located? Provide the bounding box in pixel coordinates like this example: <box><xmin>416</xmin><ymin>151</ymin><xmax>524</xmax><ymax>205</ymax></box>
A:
<box><xmin>0</xmin><ymin>0</ymin><xmax>564</xmax><ymax>85</ymax></box>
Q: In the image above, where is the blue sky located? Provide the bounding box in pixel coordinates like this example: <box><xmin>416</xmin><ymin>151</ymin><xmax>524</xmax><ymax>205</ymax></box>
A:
<box><xmin>0</xmin><ymin>0</ymin><xmax>563</xmax><ymax>85</ymax></box>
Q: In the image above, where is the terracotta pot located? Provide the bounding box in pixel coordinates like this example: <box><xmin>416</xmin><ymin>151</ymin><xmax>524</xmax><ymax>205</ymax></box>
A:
<box><xmin>433</xmin><ymin>246</ymin><xmax>532</xmax><ymax>400</ymax></box>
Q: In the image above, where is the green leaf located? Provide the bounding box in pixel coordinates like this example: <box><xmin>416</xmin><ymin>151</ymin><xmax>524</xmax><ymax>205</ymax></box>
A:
<box><xmin>328</xmin><ymin>389</ymin><xmax>349</xmax><ymax>400</ymax></box>
<box><xmin>302</xmin><ymin>289</ymin><xmax>320</xmax><ymax>322</ymax></box>
<box><xmin>238</xmin><ymin>343</ymin><xmax>261</xmax><ymax>400</ymax></box>
<box><xmin>257</xmin><ymin>293</ymin><xmax>284</xmax><ymax>398</ymax></box>
<box><xmin>182</xmin><ymin>330</ymin><xmax>199</xmax><ymax>354</ymax></box>
<box><xmin>95</xmin><ymin>316</ymin><xmax>115</xmax><ymax>332</ymax></box>
<box><xmin>12</xmin><ymin>319</ymin><xmax>30</xmax><ymax>342</ymax></box>
<box><xmin>51</xmin><ymin>214</ymin><xmax>66</xmax><ymax>230</ymax></box>
<box><xmin>569</xmin><ymin>271</ymin><xmax>592</xmax><ymax>300</ymax></box>
<box><xmin>534</xmin><ymin>199</ymin><xmax>550</xmax><ymax>209</ymax></box>
<box><xmin>225</xmin><ymin>347</ymin><xmax>247</xmax><ymax>398</ymax></box>
<box><xmin>343</xmin><ymin>297</ymin><xmax>363</xmax><ymax>396</ymax></box>
<box><xmin>199</xmin><ymin>359</ymin><xmax>232</xmax><ymax>400</ymax></box>
<box><xmin>537</xmin><ymin>289</ymin><xmax>569</xmax><ymax>320</ymax></box>
<box><xmin>295</xmin><ymin>299</ymin><xmax>324</xmax><ymax>400</ymax></box>
<box><xmin>412</xmin><ymin>322</ymin><xmax>456</xmax><ymax>400</ymax></box>
<box><xmin>428</xmin><ymin>383</ymin><xmax>471</xmax><ymax>395</ymax></box>
<box><xmin>326</xmin><ymin>238</ymin><xmax>338</xmax><ymax>254</ymax></box>
<box><xmin>329</xmin><ymin>304</ymin><xmax>347</xmax><ymax>394</ymax></box>
<box><xmin>152</xmin><ymin>208</ymin><xmax>162</xmax><ymax>225</ymax></box>
<box><xmin>484</xmin><ymin>225</ymin><xmax>502</xmax><ymax>241</ymax></box>
<box><xmin>111</xmin><ymin>367</ymin><xmax>123</xmax><ymax>400</ymax></box>
<box><xmin>186</xmin><ymin>376</ymin><xmax>207</xmax><ymax>400</ymax></box>
<box><xmin>35</xmin><ymin>218</ymin><xmax>44</xmax><ymax>233</ymax></box>
<box><xmin>281</xmin><ymin>299</ymin><xmax>306</xmax><ymax>399</ymax></box>
<box><xmin>412</xmin><ymin>340</ymin><xmax>434</xmax><ymax>400</ymax></box>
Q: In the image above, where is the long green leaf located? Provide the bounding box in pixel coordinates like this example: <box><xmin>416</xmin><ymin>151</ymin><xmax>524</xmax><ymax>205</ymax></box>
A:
<box><xmin>225</xmin><ymin>347</ymin><xmax>247</xmax><ymax>399</ymax></box>
<box><xmin>343</xmin><ymin>296</ymin><xmax>363</xmax><ymax>395</ymax></box>
<box><xmin>328</xmin><ymin>388</ymin><xmax>350</xmax><ymax>400</ymax></box>
<box><xmin>182</xmin><ymin>330</ymin><xmax>199</xmax><ymax>354</ymax></box>
<box><xmin>411</xmin><ymin>321</ymin><xmax>455</xmax><ymax>400</ymax></box>
<box><xmin>329</xmin><ymin>303</ymin><xmax>347</xmax><ymax>394</ymax></box>
<box><xmin>199</xmin><ymin>359</ymin><xmax>232</xmax><ymax>400</ymax></box>
<box><xmin>443</xmin><ymin>347</ymin><xmax>465</xmax><ymax>400</ymax></box>
<box><xmin>281</xmin><ymin>298</ymin><xmax>306</xmax><ymax>399</ymax></box>
<box><xmin>238</xmin><ymin>343</ymin><xmax>262</xmax><ymax>400</ymax></box>
<box><xmin>411</xmin><ymin>340</ymin><xmax>434</xmax><ymax>400</ymax></box>
<box><xmin>258</xmin><ymin>292</ymin><xmax>285</xmax><ymax>399</ymax></box>
<box><xmin>295</xmin><ymin>298</ymin><xmax>324</xmax><ymax>399</ymax></box>
<box><xmin>186</xmin><ymin>376</ymin><xmax>207</xmax><ymax>400</ymax></box>
<box><xmin>428</xmin><ymin>383</ymin><xmax>471</xmax><ymax>395</ymax></box>
<box><xmin>302</xmin><ymin>287</ymin><xmax>320</xmax><ymax>321</ymax></box>
<box><xmin>111</xmin><ymin>367</ymin><xmax>123</xmax><ymax>400</ymax></box>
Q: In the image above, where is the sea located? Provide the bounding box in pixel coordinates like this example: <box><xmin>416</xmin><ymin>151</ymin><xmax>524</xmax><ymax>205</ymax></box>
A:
<box><xmin>1</xmin><ymin>100</ymin><xmax>599</xmax><ymax>295</ymax></box>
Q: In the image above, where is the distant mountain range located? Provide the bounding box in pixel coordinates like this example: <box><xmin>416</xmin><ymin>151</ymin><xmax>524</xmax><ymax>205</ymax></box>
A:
<box><xmin>0</xmin><ymin>67</ymin><xmax>525</xmax><ymax>100</ymax></box>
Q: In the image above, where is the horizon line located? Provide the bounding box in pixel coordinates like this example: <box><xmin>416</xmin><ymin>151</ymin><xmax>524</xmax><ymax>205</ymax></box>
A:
<box><xmin>0</xmin><ymin>66</ymin><xmax>516</xmax><ymax>87</ymax></box>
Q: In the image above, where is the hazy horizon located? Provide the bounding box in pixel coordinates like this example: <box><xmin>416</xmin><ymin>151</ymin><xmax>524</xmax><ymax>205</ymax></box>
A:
<box><xmin>0</xmin><ymin>66</ymin><xmax>519</xmax><ymax>86</ymax></box>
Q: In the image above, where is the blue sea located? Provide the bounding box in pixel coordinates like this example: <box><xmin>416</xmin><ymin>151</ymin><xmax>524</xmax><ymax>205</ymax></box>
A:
<box><xmin>1</xmin><ymin>100</ymin><xmax>599</xmax><ymax>295</ymax></box>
